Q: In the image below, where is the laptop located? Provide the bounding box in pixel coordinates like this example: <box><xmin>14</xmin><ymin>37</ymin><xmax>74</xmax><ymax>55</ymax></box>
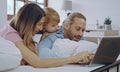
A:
<box><xmin>81</xmin><ymin>37</ymin><xmax>120</xmax><ymax>67</ymax></box>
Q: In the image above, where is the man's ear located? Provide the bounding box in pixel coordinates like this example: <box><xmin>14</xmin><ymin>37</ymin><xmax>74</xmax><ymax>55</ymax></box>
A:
<box><xmin>64</xmin><ymin>24</ymin><xmax>70</xmax><ymax>30</ymax></box>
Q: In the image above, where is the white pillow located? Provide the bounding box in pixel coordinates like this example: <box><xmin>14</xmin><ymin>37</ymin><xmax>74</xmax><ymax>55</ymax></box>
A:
<box><xmin>74</xmin><ymin>40</ymin><xmax>98</xmax><ymax>54</ymax></box>
<box><xmin>52</xmin><ymin>39</ymin><xmax>98</xmax><ymax>57</ymax></box>
<box><xmin>0</xmin><ymin>36</ymin><xmax>22</xmax><ymax>71</ymax></box>
<box><xmin>52</xmin><ymin>39</ymin><xmax>79</xmax><ymax>57</ymax></box>
<box><xmin>33</xmin><ymin>34</ymin><xmax>42</xmax><ymax>43</ymax></box>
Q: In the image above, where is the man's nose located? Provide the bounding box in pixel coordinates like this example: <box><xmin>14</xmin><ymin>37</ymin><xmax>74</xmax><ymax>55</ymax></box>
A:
<box><xmin>78</xmin><ymin>30</ymin><xmax>83</xmax><ymax>36</ymax></box>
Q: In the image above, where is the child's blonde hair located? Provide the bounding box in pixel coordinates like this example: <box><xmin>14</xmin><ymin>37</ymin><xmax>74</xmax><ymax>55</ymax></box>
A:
<box><xmin>44</xmin><ymin>7</ymin><xmax>60</xmax><ymax>25</ymax></box>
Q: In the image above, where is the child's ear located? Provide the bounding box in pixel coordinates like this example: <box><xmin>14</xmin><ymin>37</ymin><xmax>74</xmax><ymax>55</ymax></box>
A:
<box><xmin>64</xmin><ymin>23</ymin><xmax>70</xmax><ymax>30</ymax></box>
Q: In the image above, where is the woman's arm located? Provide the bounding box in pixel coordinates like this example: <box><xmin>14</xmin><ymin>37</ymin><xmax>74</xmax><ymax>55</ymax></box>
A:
<box><xmin>15</xmin><ymin>41</ymin><xmax>92</xmax><ymax>68</ymax></box>
<box><xmin>15</xmin><ymin>41</ymin><xmax>75</xmax><ymax>68</ymax></box>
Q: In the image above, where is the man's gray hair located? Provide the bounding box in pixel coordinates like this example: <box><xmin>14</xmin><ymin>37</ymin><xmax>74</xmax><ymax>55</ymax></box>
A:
<box><xmin>63</xmin><ymin>12</ymin><xmax>86</xmax><ymax>26</ymax></box>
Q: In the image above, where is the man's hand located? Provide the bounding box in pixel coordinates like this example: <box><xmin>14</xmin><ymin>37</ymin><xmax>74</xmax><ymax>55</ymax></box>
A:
<box><xmin>73</xmin><ymin>51</ymin><xmax>94</xmax><ymax>63</ymax></box>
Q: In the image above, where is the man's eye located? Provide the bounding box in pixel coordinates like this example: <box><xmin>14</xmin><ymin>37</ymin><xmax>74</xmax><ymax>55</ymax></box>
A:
<box><xmin>82</xmin><ymin>29</ymin><xmax>85</xmax><ymax>32</ymax></box>
<box><xmin>52</xmin><ymin>25</ymin><xmax>55</xmax><ymax>27</ymax></box>
<box><xmin>76</xmin><ymin>28</ymin><xmax>80</xmax><ymax>31</ymax></box>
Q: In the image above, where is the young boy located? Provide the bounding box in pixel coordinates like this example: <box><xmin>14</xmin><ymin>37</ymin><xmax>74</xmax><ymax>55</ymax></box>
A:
<box><xmin>40</xmin><ymin>7</ymin><xmax>60</xmax><ymax>41</ymax></box>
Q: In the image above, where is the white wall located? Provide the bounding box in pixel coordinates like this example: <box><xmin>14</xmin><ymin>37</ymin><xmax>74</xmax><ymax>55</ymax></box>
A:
<box><xmin>0</xmin><ymin>0</ymin><xmax>7</xmax><ymax>28</ymax></box>
<box><xmin>48</xmin><ymin>0</ymin><xmax>120</xmax><ymax>30</ymax></box>
<box><xmin>48</xmin><ymin>0</ymin><xmax>67</xmax><ymax>25</ymax></box>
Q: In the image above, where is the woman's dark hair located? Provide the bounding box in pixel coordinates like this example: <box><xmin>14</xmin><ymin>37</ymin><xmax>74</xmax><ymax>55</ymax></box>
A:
<box><xmin>10</xmin><ymin>3</ymin><xmax>46</xmax><ymax>54</ymax></box>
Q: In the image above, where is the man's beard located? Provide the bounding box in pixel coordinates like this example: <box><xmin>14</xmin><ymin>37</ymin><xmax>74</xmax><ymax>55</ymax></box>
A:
<box><xmin>67</xmin><ymin>28</ymin><xmax>81</xmax><ymax>41</ymax></box>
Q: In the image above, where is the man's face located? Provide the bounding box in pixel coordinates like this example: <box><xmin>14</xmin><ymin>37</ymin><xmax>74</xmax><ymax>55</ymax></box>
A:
<box><xmin>66</xmin><ymin>17</ymin><xmax>86</xmax><ymax>41</ymax></box>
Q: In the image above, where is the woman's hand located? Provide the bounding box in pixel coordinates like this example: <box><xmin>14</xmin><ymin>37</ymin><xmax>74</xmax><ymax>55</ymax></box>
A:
<box><xmin>72</xmin><ymin>51</ymin><xmax>94</xmax><ymax>63</ymax></box>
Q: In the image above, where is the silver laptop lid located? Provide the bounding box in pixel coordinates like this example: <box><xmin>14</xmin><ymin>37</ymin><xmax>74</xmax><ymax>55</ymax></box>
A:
<box><xmin>89</xmin><ymin>37</ymin><xmax>120</xmax><ymax>67</ymax></box>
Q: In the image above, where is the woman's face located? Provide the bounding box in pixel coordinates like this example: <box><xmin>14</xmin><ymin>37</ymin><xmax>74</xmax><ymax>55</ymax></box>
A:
<box><xmin>33</xmin><ymin>17</ymin><xmax>45</xmax><ymax>35</ymax></box>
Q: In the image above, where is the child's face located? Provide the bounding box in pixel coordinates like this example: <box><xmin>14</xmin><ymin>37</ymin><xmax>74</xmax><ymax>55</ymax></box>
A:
<box><xmin>44</xmin><ymin>21</ymin><xmax>60</xmax><ymax>33</ymax></box>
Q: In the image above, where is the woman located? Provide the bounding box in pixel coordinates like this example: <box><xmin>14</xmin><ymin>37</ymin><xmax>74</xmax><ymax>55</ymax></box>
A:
<box><xmin>0</xmin><ymin>3</ymin><xmax>92</xmax><ymax>68</ymax></box>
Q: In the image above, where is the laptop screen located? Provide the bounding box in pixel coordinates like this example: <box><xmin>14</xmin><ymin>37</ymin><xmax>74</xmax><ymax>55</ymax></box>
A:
<box><xmin>90</xmin><ymin>37</ymin><xmax>120</xmax><ymax>65</ymax></box>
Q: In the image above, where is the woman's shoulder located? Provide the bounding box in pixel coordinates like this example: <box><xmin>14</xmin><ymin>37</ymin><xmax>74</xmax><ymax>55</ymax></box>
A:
<box><xmin>0</xmin><ymin>24</ymin><xmax>22</xmax><ymax>43</ymax></box>
<box><xmin>0</xmin><ymin>24</ymin><xmax>15</xmax><ymax>33</ymax></box>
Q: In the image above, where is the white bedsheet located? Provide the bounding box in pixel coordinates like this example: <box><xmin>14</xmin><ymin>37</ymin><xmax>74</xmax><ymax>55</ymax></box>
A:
<box><xmin>6</xmin><ymin>64</ymin><xmax>103</xmax><ymax>72</ymax></box>
<box><xmin>6</xmin><ymin>55</ymin><xmax>120</xmax><ymax>72</ymax></box>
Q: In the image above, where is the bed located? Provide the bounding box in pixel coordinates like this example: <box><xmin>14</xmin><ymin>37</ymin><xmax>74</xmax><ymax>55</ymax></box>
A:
<box><xmin>6</xmin><ymin>57</ymin><xmax>120</xmax><ymax>72</ymax></box>
<box><xmin>6</xmin><ymin>64</ymin><xmax>103</xmax><ymax>72</ymax></box>
<box><xmin>0</xmin><ymin>35</ymin><xmax>120</xmax><ymax>72</ymax></box>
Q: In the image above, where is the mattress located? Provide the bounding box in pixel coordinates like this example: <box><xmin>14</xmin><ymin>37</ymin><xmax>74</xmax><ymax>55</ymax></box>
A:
<box><xmin>6</xmin><ymin>64</ymin><xmax>103</xmax><ymax>72</ymax></box>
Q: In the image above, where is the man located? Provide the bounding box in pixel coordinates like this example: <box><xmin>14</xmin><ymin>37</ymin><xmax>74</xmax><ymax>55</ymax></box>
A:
<box><xmin>38</xmin><ymin>12</ymin><xmax>89</xmax><ymax>58</ymax></box>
